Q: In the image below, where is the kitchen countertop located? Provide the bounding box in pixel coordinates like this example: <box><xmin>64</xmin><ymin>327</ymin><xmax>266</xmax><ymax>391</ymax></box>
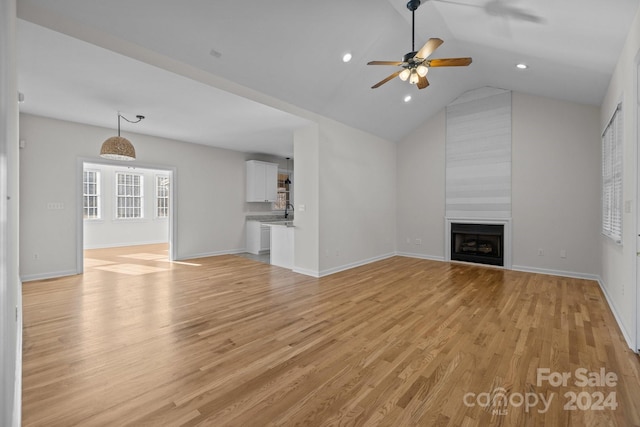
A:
<box><xmin>246</xmin><ymin>214</ymin><xmax>294</xmax><ymax>222</ymax></box>
<box><xmin>262</xmin><ymin>221</ymin><xmax>295</xmax><ymax>228</ymax></box>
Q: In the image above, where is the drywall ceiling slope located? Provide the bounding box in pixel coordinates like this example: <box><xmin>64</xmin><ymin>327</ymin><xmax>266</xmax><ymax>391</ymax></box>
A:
<box><xmin>16</xmin><ymin>0</ymin><xmax>640</xmax><ymax>151</ymax></box>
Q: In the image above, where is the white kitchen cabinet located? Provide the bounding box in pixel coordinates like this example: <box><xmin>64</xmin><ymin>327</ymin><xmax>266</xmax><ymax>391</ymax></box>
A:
<box><xmin>246</xmin><ymin>220</ymin><xmax>270</xmax><ymax>255</ymax></box>
<box><xmin>246</xmin><ymin>160</ymin><xmax>278</xmax><ymax>202</ymax></box>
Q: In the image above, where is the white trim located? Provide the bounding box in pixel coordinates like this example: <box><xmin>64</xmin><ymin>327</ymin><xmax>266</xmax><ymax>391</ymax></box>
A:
<box><xmin>21</xmin><ymin>269</ymin><xmax>79</xmax><ymax>283</ymax></box>
<box><xmin>316</xmin><ymin>253</ymin><xmax>396</xmax><ymax>277</ymax></box>
<box><xmin>597</xmin><ymin>277</ymin><xmax>635</xmax><ymax>350</ymax></box>
<box><xmin>76</xmin><ymin>157</ymin><xmax>178</xmax><ymax>275</ymax></box>
<box><xmin>83</xmin><ymin>239</ymin><xmax>169</xmax><ymax>250</ymax></box>
<box><xmin>176</xmin><ymin>248</ymin><xmax>246</xmax><ymax>261</ymax></box>
<box><xmin>445</xmin><ymin>217</ymin><xmax>512</xmax><ymax>269</ymax></box>
<box><xmin>12</xmin><ymin>293</ymin><xmax>21</xmax><ymax>427</ymax></box>
<box><xmin>395</xmin><ymin>252</ymin><xmax>445</xmax><ymax>262</ymax></box>
<box><xmin>292</xmin><ymin>267</ymin><xmax>321</xmax><ymax>278</ymax></box>
<box><xmin>511</xmin><ymin>265</ymin><xmax>600</xmax><ymax>282</ymax></box>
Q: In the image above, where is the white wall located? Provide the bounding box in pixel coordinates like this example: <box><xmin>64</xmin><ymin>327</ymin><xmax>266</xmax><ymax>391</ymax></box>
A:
<box><xmin>317</xmin><ymin>120</ymin><xmax>396</xmax><ymax>276</ymax></box>
<box><xmin>292</xmin><ymin>120</ymin><xmax>397</xmax><ymax>277</ymax></box>
<box><xmin>600</xmin><ymin>6</ymin><xmax>640</xmax><ymax>350</ymax></box>
<box><xmin>293</xmin><ymin>125</ymin><xmax>320</xmax><ymax>275</ymax></box>
<box><xmin>396</xmin><ymin>91</ymin><xmax>601</xmax><ymax>279</ymax></box>
<box><xmin>511</xmin><ymin>92</ymin><xmax>601</xmax><ymax>276</ymax></box>
<box><xmin>19</xmin><ymin>114</ymin><xmax>248</xmax><ymax>280</ymax></box>
<box><xmin>396</xmin><ymin>110</ymin><xmax>446</xmax><ymax>259</ymax></box>
<box><xmin>1</xmin><ymin>0</ymin><xmax>21</xmax><ymax>425</ymax></box>
<box><xmin>83</xmin><ymin>163</ymin><xmax>169</xmax><ymax>249</ymax></box>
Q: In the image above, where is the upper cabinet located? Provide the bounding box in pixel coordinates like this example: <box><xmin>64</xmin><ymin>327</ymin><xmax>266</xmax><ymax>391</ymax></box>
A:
<box><xmin>246</xmin><ymin>160</ymin><xmax>278</xmax><ymax>202</ymax></box>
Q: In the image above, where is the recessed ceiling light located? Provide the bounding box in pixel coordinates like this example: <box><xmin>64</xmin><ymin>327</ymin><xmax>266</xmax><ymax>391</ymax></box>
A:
<box><xmin>342</xmin><ymin>53</ymin><xmax>352</xmax><ymax>63</ymax></box>
<box><xmin>516</xmin><ymin>63</ymin><xmax>528</xmax><ymax>69</ymax></box>
<box><xmin>404</xmin><ymin>95</ymin><xmax>412</xmax><ymax>103</ymax></box>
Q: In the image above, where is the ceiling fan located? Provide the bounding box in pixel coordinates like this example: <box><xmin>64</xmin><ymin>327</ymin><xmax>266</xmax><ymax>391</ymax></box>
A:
<box><xmin>368</xmin><ymin>0</ymin><xmax>472</xmax><ymax>90</ymax></box>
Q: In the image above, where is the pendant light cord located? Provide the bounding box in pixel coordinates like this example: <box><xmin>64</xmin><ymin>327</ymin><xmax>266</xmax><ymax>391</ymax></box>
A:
<box><xmin>117</xmin><ymin>113</ymin><xmax>145</xmax><ymax>137</ymax></box>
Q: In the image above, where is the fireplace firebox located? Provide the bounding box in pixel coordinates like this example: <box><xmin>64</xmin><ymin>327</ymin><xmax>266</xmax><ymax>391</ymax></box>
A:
<box><xmin>451</xmin><ymin>223</ymin><xmax>504</xmax><ymax>266</ymax></box>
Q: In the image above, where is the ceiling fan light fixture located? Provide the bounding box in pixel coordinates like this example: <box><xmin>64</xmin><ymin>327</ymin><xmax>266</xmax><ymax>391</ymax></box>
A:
<box><xmin>399</xmin><ymin>69</ymin><xmax>411</xmax><ymax>81</ymax></box>
<box><xmin>409</xmin><ymin>70</ymin><xmax>419</xmax><ymax>85</ymax></box>
<box><xmin>416</xmin><ymin>64</ymin><xmax>429</xmax><ymax>77</ymax></box>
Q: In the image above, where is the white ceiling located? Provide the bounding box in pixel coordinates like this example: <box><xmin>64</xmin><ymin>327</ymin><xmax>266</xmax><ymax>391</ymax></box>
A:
<box><xmin>16</xmin><ymin>0</ymin><xmax>639</xmax><ymax>156</ymax></box>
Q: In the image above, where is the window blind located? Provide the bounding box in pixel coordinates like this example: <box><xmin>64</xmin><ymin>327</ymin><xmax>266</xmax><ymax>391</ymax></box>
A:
<box><xmin>602</xmin><ymin>104</ymin><xmax>623</xmax><ymax>243</ymax></box>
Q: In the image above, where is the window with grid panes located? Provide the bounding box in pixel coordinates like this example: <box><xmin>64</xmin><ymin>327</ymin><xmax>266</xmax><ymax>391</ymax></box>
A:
<box><xmin>274</xmin><ymin>172</ymin><xmax>291</xmax><ymax>210</ymax></box>
<box><xmin>83</xmin><ymin>170</ymin><xmax>100</xmax><ymax>219</ymax></box>
<box><xmin>156</xmin><ymin>175</ymin><xmax>169</xmax><ymax>218</ymax></box>
<box><xmin>115</xmin><ymin>172</ymin><xmax>143</xmax><ymax>219</ymax></box>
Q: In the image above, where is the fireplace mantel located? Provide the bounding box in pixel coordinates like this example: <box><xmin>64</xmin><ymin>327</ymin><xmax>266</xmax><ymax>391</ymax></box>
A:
<box><xmin>445</xmin><ymin>217</ymin><xmax>512</xmax><ymax>269</ymax></box>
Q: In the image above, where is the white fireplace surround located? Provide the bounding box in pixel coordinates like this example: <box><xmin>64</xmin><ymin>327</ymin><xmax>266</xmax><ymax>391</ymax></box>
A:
<box><xmin>445</xmin><ymin>217</ymin><xmax>512</xmax><ymax>269</ymax></box>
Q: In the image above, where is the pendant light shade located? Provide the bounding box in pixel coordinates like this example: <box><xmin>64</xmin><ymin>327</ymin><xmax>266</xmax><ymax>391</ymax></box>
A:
<box><xmin>100</xmin><ymin>113</ymin><xmax>144</xmax><ymax>161</ymax></box>
<box><xmin>100</xmin><ymin>136</ymin><xmax>136</xmax><ymax>161</ymax></box>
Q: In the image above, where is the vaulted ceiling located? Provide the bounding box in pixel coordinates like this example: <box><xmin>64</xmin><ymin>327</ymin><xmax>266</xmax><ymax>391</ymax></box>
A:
<box><xmin>16</xmin><ymin>0</ymin><xmax>639</xmax><ymax>157</ymax></box>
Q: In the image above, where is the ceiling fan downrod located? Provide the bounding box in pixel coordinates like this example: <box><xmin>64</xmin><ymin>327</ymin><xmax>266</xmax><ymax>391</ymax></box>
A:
<box><xmin>407</xmin><ymin>0</ymin><xmax>422</xmax><ymax>52</ymax></box>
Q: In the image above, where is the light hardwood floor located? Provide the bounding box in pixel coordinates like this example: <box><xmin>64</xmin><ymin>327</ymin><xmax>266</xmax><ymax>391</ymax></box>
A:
<box><xmin>22</xmin><ymin>244</ymin><xmax>640</xmax><ymax>426</ymax></box>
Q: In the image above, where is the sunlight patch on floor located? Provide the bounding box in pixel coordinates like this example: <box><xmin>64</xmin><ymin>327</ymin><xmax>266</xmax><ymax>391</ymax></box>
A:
<box><xmin>84</xmin><ymin>258</ymin><xmax>116</xmax><ymax>268</ymax></box>
<box><xmin>119</xmin><ymin>252</ymin><xmax>168</xmax><ymax>261</ymax></box>
<box><xmin>94</xmin><ymin>263</ymin><xmax>169</xmax><ymax>275</ymax></box>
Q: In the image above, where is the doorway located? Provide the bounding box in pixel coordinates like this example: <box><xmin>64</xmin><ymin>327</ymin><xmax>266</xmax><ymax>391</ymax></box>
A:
<box><xmin>77</xmin><ymin>159</ymin><xmax>176</xmax><ymax>274</ymax></box>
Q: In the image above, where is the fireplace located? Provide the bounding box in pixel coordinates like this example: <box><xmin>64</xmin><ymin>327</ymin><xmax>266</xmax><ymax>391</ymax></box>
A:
<box><xmin>451</xmin><ymin>223</ymin><xmax>504</xmax><ymax>266</ymax></box>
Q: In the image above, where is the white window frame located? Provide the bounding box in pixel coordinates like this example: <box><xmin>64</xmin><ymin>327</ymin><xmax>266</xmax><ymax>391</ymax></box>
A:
<box><xmin>602</xmin><ymin>104</ymin><xmax>623</xmax><ymax>244</ymax></box>
<box><xmin>83</xmin><ymin>169</ymin><xmax>101</xmax><ymax>220</ymax></box>
<box><xmin>115</xmin><ymin>171</ymin><xmax>144</xmax><ymax>219</ymax></box>
<box><xmin>155</xmin><ymin>174</ymin><xmax>170</xmax><ymax>219</ymax></box>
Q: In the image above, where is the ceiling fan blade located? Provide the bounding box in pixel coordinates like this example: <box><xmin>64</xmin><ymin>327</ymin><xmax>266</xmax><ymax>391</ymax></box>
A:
<box><xmin>417</xmin><ymin>75</ymin><xmax>430</xmax><ymax>90</ymax></box>
<box><xmin>416</xmin><ymin>38</ymin><xmax>444</xmax><ymax>60</ymax></box>
<box><xmin>367</xmin><ymin>61</ymin><xmax>403</xmax><ymax>66</ymax></box>
<box><xmin>371</xmin><ymin>71</ymin><xmax>401</xmax><ymax>89</ymax></box>
<box><xmin>427</xmin><ymin>57</ymin><xmax>472</xmax><ymax>67</ymax></box>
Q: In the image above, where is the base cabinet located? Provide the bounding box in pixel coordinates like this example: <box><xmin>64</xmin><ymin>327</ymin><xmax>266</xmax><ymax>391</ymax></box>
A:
<box><xmin>246</xmin><ymin>221</ymin><xmax>270</xmax><ymax>255</ymax></box>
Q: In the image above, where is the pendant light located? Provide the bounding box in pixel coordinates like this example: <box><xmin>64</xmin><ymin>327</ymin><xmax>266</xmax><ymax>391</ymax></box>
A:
<box><xmin>100</xmin><ymin>113</ymin><xmax>145</xmax><ymax>161</ymax></box>
<box><xmin>284</xmin><ymin>157</ymin><xmax>292</xmax><ymax>184</ymax></box>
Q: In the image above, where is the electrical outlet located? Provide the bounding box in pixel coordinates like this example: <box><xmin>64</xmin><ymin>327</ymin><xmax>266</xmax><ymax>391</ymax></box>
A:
<box><xmin>33</xmin><ymin>253</ymin><xmax>39</xmax><ymax>260</ymax></box>
<box><xmin>415</xmin><ymin>238</ymin><xmax>422</xmax><ymax>245</ymax></box>
<box><xmin>560</xmin><ymin>249</ymin><xmax>567</xmax><ymax>258</ymax></box>
<box><xmin>406</xmin><ymin>237</ymin><xmax>411</xmax><ymax>244</ymax></box>
<box><xmin>537</xmin><ymin>248</ymin><xmax>544</xmax><ymax>256</ymax></box>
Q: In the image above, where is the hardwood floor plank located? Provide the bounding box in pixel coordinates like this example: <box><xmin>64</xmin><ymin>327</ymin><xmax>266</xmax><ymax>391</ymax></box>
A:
<box><xmin>21</xmin><ymin>244</ymin><xmax>640</xmax><ymax>426</ymax></box>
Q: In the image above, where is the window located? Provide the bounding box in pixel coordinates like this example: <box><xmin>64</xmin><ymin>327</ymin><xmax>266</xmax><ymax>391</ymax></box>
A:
<box><xmin>156</xmin><ymin>175</ymin><xmax>170</xmax><ymax>218</ymax></box>
<box><xmin>116</xmin><ymin>172</ymin><xmax>143</xmax><ymax>219</ymax></box>
<box><xmin>83</xmin><ymin>170</ymin><xmax>100</xmax><ymax>219</ymax></box>
<box><xmin>602</xmin><ymin>104</ymin><xmax>623</xmax><ymax>243</ymax></box>
<box><xmin>274</xmin><ymin>172</ymin><xmax>291</xmax><ymax>210</ymax></box>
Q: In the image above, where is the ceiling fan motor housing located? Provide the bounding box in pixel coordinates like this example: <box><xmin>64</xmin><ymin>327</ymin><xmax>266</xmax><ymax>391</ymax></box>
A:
<box><xmin>407</xmin><ymin>0</ymin><xmax>422</xmax><ymax>11</ymax></box>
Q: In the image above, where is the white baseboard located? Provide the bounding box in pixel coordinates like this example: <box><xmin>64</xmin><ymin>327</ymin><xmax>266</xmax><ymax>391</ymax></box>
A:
<box><xmin>511</xmin><ymin>265</ymin><xmax>600</xmax><ymax>282</ymax></box>
<box><xmin>292</xmin><ymin>267</ymin><xmax>320</xmax><ymax>278</ymax></box>
<box><xmin>316</xmin><ymin>253</ymin><xmax>396</xmax><ymax>278</ymax></box>
<box><xmin>596</xmin><ymin>277</ymin><xmax>635</xmax><ymax>351</ymax></box>
<box><xmin>21</xmin><ymin>269</ymin><xmax>78</xmax><ymax>282</ymax></box>
<box><xmin>178</xmin><ymin>248</ymin><xmax>246</xmax><ymax>261</ymax></box>
<box><xmin>395</xmin><ymin>252</ymin><xmax>445</xmax><ymax>262</ymax></box>
<box><xmin>83</xmin><ymin>239</ymin><xmax>169</xmax><ymax>250</ymax></box>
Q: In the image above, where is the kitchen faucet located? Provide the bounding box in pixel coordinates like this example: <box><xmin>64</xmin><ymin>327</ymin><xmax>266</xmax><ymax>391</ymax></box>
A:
<box><xmin>284</xmin><ymin>203</ymin><xmax>294</xmax><ymax>219</ymax></box>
